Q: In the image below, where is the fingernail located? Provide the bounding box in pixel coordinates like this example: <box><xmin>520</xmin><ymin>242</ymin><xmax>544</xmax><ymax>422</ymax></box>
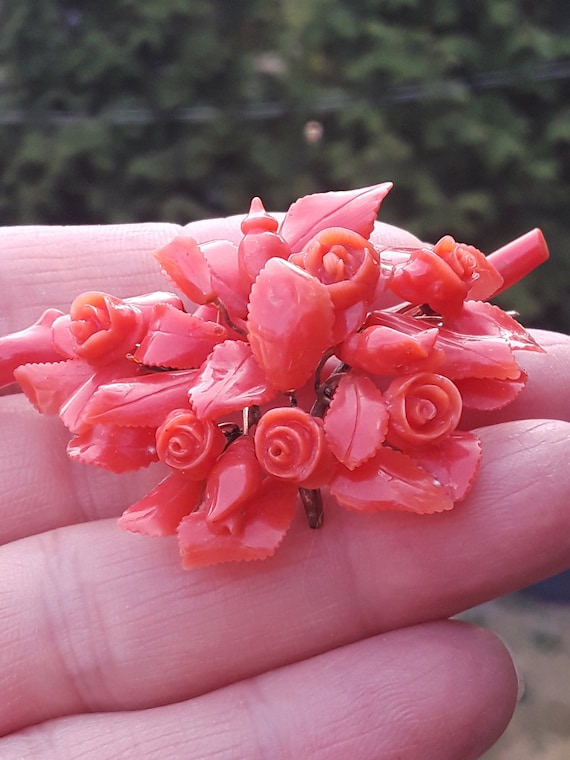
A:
<box><xmin>496</xmin><ymin>634</ymin><xmax>525</xmax><ymax>703</ymax></box>
<box><xmin>513</xmin><ymin>658</ymin><xmax>525</xmax><ymax>703</ymax></box>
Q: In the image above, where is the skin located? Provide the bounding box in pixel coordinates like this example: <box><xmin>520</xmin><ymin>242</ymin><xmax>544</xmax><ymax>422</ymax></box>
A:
<box><xmin>0</xmin><ymin>219</ymin><xmax>569</xmax><ymax>759</ymax></box>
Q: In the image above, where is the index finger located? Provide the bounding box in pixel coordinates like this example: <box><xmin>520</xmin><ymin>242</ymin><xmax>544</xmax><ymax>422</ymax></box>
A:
<box><xmin>0</xmin><ymin>417</ymin><xmax>567</xmax><ymax>736</ymax></box>
<box><xmin>0</xmin><ymin>217</ymin><xmax>424</xmax><ymax>334</ymax></box>
<box><xmin>0</xmin><ymin>223</ymin><xmax>182</xmax><ymax>333</ymax></box>
<box><xmin>463</xmin><ymin>329</ymin><xmax>570</xmax><ymax>427</ymax></box>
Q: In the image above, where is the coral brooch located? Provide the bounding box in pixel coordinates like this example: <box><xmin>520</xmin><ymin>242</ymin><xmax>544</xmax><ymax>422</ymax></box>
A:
<box><xmin>0</xmin><ymin>183</ymin><xmax>549</xmax><ymax>568</ymax></box>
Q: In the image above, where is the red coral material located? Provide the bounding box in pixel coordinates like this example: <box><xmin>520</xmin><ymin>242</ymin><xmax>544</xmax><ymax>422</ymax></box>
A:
<box><xmin>0</xmin><ymin>181</ymin><xmax>549</xmax><ymax>569</ymax></box>
<box><xmin>442</xmin><ymin>301</ymin><xmax>545</xmax><ymax>353</ymax></box>
<box><xmin>323</xmin><ymin>372</ymin><xmax>388</xmax><ymax>469</ymax></box>
<box><xmin>67</xmin><ymin>424</ymin><xmax>158</xmax><ymax>472</ymax></box>
<box><xmin>238</xmin><ymin>198</ymin><xmax>291</xmax><ymax>284</ymax></box>
<box><xmin>133</xmin><ymin>304</ymin><xmax>227</xmax><ymax>369</ymax></box>
<box><xmin>14</xmin><ymin>360</ymin><xmax>93</xmax><ymax>415</ymax></box>
<box><xmin>247</xmin><ymin>258</ymin><xmax>335</xmax><ymax>392</ymax></box>
<box><xmin>290</xmin><ymin>227</ymin><xmax>380</xmax><ymax>310</ymax></box>
<box><xmin>155</xmin><ymin>408</ymin><xmax>226</xmax><ymax>479</ymax></box>
<box><xmin>410</xmin><ymin>432</ymin><xmax>482</xmax><ymax>502</ymax></box>
<box><xmin>0</xmin><ymin>309</ymin><xmax>65</xmax><ymax>388</ymax></box>
<box><xmin>339</xmin><ymin>323</ymin><xmax>441</xmax><ymax>376</ymax></box>
<box><xmin>118</xmin><ymin>472</ymin><xmax>204</xmax><ymax>537</ymax></box>
<box><xmin>279</xmin><ymin>182</ymin><xmax>393</xmax><ymax>252</ymax></box>
<box><xmin>154</xmin><ymin>236</ymin><xmax>217</xmax><ymax>304</ymax></box>
<box><xmin>433</xmin><ymin>235</ymin><xmax>503</xmax><ymax>300</ymax></box>
<box><xmin>254</xmin><ymin>406</ymin><xmax>335</xmax><ymax>489</ymax></box>
<box><xmin>177</xmin><ymin>478</ymin><xmax>298</xmax><ymax>569</ymax></box>
<box><xmin>188</xmin><ymin>340</ymin><xmax>276</xmax><ymax>420</ymax></box>
<box><xmin>330</xmin><ymin>446</ymin><xmax>454</xmax><ymax>514</ymax></box>
<box><xmin>65</xmin><ymin>292</ymin><xmax>146</xmax><ymax>364</ymax></box>
<box><xmin>389</xmin><ymin>248</ymin><xmax>469</xmax><ymax>315</ymax></box>
<box><xmin>82</xmin><ymin>369</ymin><xmax>199</xmax><ymax>427</ymax></box>
<box><xmin>58</xmin><ymin>358</ymin><xmax>140</xmax><ymax>433</ymax></box>
<box><xmin>200</xmin><ymin>239</ymin><xmax>250</xmax><ymax>322</ymax></box>
<box><xmin>454</xmin><ymin>373</ymin><xmax>528</xmax><ymax>411</ymax></box>
<box><xmin>488</xmin><ymin>228</ymin><xmax>550</xmax><ymax>295</ymax></box>
<box><xmin>203</xmin><ymin>436</ymin><xmax>264</xmax><ymax>525</ymax></box>
<box><xmin>384</xmin><ymin>372</ymin><xmax>463</xmax><ymax>450</ymax></box>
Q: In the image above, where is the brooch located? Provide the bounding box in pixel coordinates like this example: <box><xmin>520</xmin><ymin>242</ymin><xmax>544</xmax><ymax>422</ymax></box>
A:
<box><xmin>0</xmin><ymin>183</ymin><xmax>549</xmax><ymax>568</ymax></box>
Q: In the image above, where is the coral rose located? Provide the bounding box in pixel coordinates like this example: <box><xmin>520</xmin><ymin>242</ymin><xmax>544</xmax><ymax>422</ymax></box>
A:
<box><xmin>384</xmin><ymin>372</ymin><xmax>462</xmax><ymax>449</ymax></box>
<box><xmin>63</xmin><ymin>291</ymin><xmax>145</xmax><ymax>363</ymax></box>
<box><xmin>433</xmin><ymin>235</ymin><xmax>503</xmax><ymax>300</ymax></box>
<box><xmin>290</xmin><ymin>227</ymin><xmax>380</xmax><ymax>310</ymax></box>
<box><xmin>254</xmin><ymin>406</ymin><xmax>334</xmax><ymax>489</ymax></box>
<box><xmin>156</xmin><ymin>408</ymin><xmax>226</xmax><ymax>479</ymax></box>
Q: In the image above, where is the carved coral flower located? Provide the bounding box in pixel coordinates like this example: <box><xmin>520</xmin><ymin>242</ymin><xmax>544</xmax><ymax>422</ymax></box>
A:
<box><xmin>0</xmin><ymin>182</ymin><xmax>550</xmax><ymax>570</ymax></box>
<box><xmin>290</xmin><ymin>227</ymin><xmax>380</xmax><ymax>310</ymax></box>
<box><xmin>156</xmin><ymin>408</ymin><xmax>226</xmax><ymax>480</ymax></box>
<box><xmin>433</xmin><ymin>235</ymin><xmax>503</xmax><ymax>300</ymax></box>
<box><xmin>384</xmin><ymin>372</ymin><xmax>463</xmax><ymax>450</ymax></box>
<box><xmin>254</xmin><ymin>406</ymin><xmax>334</xmax><ymax>489</ymax></box>
<box><xmin>58</xmin><ymin>291</ymin><xmax>145</xmax><ymax>364</ymax></box>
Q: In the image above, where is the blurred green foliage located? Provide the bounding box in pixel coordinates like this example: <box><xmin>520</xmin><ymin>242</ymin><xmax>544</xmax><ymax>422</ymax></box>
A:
<box><xmin>0</xmin><ymin>0</ymin><xmax>568</xmax><ymax>329</ymax></box>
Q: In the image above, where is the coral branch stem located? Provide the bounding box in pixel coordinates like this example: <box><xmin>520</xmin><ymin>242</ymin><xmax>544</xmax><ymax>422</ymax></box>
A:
<box><xmin>488</xmin><ymin>228</ymin><xmax>549</xmax><ymax>295</ymax></box>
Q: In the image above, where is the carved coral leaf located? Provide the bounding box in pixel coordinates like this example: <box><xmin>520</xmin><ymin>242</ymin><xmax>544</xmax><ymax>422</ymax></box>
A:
<box><xmin>323</xmin><ymin>372</ymin><xmax>388</xmax><ymax>469</ymax></box>
<box><xmin>134</xmin><ymin>304</ymin><xmax>227</xmax><ymax>369</ymax></box>
<box><xmin>200</xmin><ymin>239</ymin><xmax>251</xmax><ymax>321</ymax></box>
<box><xmin>13</xmin><ymin>359</ymin><xmax>93</xmax><ymax>415</ymax></box>
<box><xmin>409</xmin><ymin>431</ymin><xmax>482</xmax><ymax>502</ymax></box>
<box><xmin>370</xmin><ymin>311</ymin><xmax>522</xmax><ymax>381</ymax></box>
<box><xmin>153</xmin><ymin>235</ymin><xmax>216</xmax><ymax>305</ymax></box>
<box><xmin>82</xmin><ymin>369</ymin><xmax>199</xmax><ymax>427</ymax></box>
<box><xmin>188</xmin><ymin>340</ymin><xmax>276</xmax><ymax>419</ymax></box>
<box><xmin>67</xmin><ymin>424</ymin><xmax>158</xmax><ymax>472</ymax></box>
<box><xmin>279</xmin><ymin>183</ymin><xmax>393</xmax><ymax>253</ymax></box>
<box><xmin>455</xmin><ymin>373</ymin><xmax>528</xmax><ymax>411</ymax></box>
<box><xmin>443</xmin><ymin>301</ymin><xmax>545</xmax><ymax>353</ymax></box>
<box><xmin>330</xmin><ymin>445</ymin><xmax>454</xmax><ymax>514</ymax></box>
<box><xmin>177</xmin><ymin>478</ymin><xmax>298</xmax><ymax>568</ymax></box>
<box><xmin>58</xmin><ymin>358</ymin><xmax>140</xmax><ymax>433</ymax></box>
<box><xmin>118</xmin><ymin>472</ymin><xmax>204</xmax><ymax>537</ymax></box>
<box><xmin>247</xmin><ymin>258</ymin><xmax>334</xmax><ymax>392</ymax></box>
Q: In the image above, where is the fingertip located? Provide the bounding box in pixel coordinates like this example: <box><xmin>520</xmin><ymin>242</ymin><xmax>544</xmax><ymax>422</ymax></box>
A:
<box><xmin>369</xmin><ymin>220</ymin><xmax>424</xmax><ymax>248</ymax></box>
<box><xmin>0</xmin><ymin>223</ymin><xmax>183</xmax><ymax>332</ymax></box>
<box><xmin>371</xmin><ymin>620</ymin><xmax>520</xmax><ymax>759</ymax></box>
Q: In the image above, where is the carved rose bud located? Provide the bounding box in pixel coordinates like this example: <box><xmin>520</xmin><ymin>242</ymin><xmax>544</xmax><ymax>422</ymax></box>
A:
<box><xmin>156</xmin><ymin>408</ymin><xmax>226</xmax><ymax>480</ymax></box>
<box><xmin>290</xmin><ymin>227</ymin><xmax>380</xmax><ymax>310</ymax></box>
<box><xmin>254</xmin><ymin>406</ymin><xmax>335</xmax><ymax>489</ymax></box>
<box><xmin>433</xmin><ymin>235</ymin><xmax>503</xmax><ymax>301</ymax></box>
<box><xmin>384</xmin><ymin>372</ymin><xmax>462</xmax><ymax>450</ymax></box>
<box><xmin>60</xmin><ymin>291</ymin><xmax>146</xmax><ymax>364</ymax></box>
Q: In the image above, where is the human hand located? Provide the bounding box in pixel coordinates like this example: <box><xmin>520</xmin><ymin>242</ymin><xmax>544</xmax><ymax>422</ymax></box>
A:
<box><xmin>0</xmin><ymin>221</ymin><xmax>569</xmax><ymax>759</ymax></box>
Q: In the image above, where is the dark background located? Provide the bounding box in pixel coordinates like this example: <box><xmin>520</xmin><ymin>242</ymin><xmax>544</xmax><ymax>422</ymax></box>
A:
<box><xmin>0</xmin><ymin>0</ymin><xmax>568</xmax><ymax>330</ymax></box>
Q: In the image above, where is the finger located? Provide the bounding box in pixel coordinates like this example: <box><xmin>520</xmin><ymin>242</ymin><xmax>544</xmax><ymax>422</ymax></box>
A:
<box><xmin>0</xmin><ymin>218</ymin><xmax>420</xmax><ymax>334</ymax></box>
<box><xmin>0</xmin><ymin>224</ymin><xmax>182</xmax><ymax>333</ymax></box>
<box><xmin>463</xmin><ymin>329</ymin><xmax>570</xmax><ymax>427</ymax></box>
<box><xmin>3</xmin><ymin>323</ymin><xmax>569</xmax><ymax>542</ymax></box>
<box><xmin>0</xmin><ymin>621</ymin><xmax>518</xmax><ymax>760</ymax></box>
<box><xmin>183</xmin><ymin>215</ymin><xmax>425</xmax><ymax>249</ymax></box>
<box><xmin>183</xmin><ymin>212</ymin><xmax>246</xmax><ymax>243</ymax></box>
<box><xmin>0</xmin><ymin>394</ymin><xmax>166</xmax><ymax>544</ymax></box>
<box><xmin>0</xmin><ymin>419</ymin><xmax>568</xmax><ymax>734</ymax></box>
